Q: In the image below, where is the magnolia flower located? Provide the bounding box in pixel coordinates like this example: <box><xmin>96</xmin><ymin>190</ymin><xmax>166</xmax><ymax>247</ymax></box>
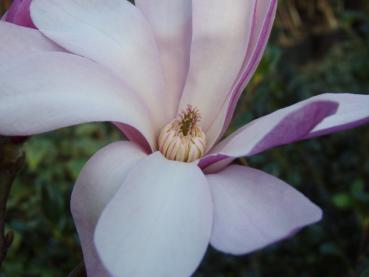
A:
<box><xmin>0</xmin><ymin>0</ymin><xmax>368</xmax><ymax>276</ymax></box>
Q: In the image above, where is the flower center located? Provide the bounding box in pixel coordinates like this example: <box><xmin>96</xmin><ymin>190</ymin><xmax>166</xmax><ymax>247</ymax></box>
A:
<box><xmin>158</xmin><ymin>105</ymin><xmax>206</xmax><ymax>162</ymax></box>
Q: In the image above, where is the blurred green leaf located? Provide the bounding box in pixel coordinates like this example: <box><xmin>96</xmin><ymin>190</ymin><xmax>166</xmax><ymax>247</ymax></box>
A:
<box><xmin>332</xmin><ymin>193</ymin><xmax>353</xmax><ymax>209</ymax></box>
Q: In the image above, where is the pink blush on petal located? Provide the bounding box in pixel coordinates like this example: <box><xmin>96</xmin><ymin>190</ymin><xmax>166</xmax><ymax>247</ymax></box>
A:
<box><xmin>5</xmin><ymin>0</ymin><xmax>36</xmax><ymax>28</ymax></box>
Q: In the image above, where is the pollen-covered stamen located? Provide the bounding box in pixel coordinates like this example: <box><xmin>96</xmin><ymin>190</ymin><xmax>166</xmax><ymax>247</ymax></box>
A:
<box><xmin>158</xmin><ymin>105</ymin><xmax>206</xmax><ymax>163</ymax></box>
<box><xmin>178</xmin><ymin>105</ymin><xmax>201</xmax><ymax>136</ymax></box>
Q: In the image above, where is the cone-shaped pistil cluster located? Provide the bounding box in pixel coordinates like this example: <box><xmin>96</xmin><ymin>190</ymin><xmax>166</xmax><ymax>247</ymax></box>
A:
<box><xmin>158</xmin><ymin>106</ymin><xmax>206</xmax><ymax>162</ymax></box>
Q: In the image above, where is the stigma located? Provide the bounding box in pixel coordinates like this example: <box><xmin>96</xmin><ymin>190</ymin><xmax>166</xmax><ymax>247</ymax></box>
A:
<box><xmin>158</xmin><ymin>105</ymin><xmax>206</xmax><ymax>163</ymax></box>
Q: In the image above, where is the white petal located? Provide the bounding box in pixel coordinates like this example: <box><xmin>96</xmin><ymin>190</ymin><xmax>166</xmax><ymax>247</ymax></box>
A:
<box><xmin>31</xmin><ymin>0</ymin><xmax>168</xmax><ymax>128</ymax></box>
<box><xmin>178</xmin><ymin>0</ymin><xmax>256</xmax><ymax>129</ymax></box>
<box><xmin>94</xmin><ymin>152</ymin><xmax>212</xmax><ymax>277</ymax></box>
<box><xmin>206</xmin><ymin>0</ymin><xmax>278</xmax><ymax>149</ymax></box>
<box><xmin>0</xmin><ymin>21</ymin><xmax>61</xmax><ymax>59</ymax></box>
<box><xmin>0</xmin><ymin>52</ymin><xmax>156</xmax><ymax>150</ymax></box>
<box><xmin>309</xmin><ymin>93</ymin><xmax>369</xmax><ymax>137</ymax></box>
<box><xmin>208</xmin><ymin>165</ymin><xmax>322</xmax><ymax>255</ymax></box>
<box><xmin>71</xmin><ymin>141</ymin><xmax>146</xmax><ymax>277</ymax></box>
<box><xmin>210</xmin><ymin>93</ymin><xmax>369</xmax><ymax>159</ymax></box>
<box><xmin>136</xmin><ymin>0</ymin><xmax>192</xmax><ymax>116</ymax></box>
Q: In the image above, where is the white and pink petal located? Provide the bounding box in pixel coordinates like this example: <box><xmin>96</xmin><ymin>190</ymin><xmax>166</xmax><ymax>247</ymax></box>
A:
<box><xmin>178</xmin><ymin>0</ymin><xmax>256</xmax><ymax>130</ymax></box>
<box><xmin>206</xmin><ymin>0</ymin><xmax>278</xmax><ymax>149</ymax></box>
<box><xmin>31</xmin><ymin>0</ymin><xmax>168</xmax><ymax>129</ymax></box>
<box><xmin>204</xmin><ymin>93</ymin><xmax>369</xmax><ymax>170</ymax></box>
<box><xmin>94</xmin><ymin>152</ymin><xmax>213</xmax><ymax>277</ymax></box>
<box><xmin>136</xmin><ymin>0</ymin><xmax>192</xmax><ymax>116</ymax></box>
<box><xmin>222</xmin><ymin>0</ymin><xmax>279</xmax><ymax>134</ymax></box>
<box><xmin>71</xmin><ymin>141</ymin><xmax>146</xmax><ymax>276</ymax></box>
<box><xmin>0</xmin><ymin>52</ymin><xmax>156</xmax><ymax>150</ymax></box>
<box><xmin>307</xmin><ymin>93</ymin><xmax>369</xmax><ymax>138</ymax></box>
<box><xmin>208</xmin><ymin>165</ymin><xmax>322</xmax><ymax>255</ymax></box>
<box><xmin>0</xmin><ymin>21</ymin><xmax>62</xmax><ymax>59</ymax></box>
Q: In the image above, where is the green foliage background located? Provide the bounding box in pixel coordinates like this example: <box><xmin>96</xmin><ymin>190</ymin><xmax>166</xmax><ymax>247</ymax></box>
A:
<box><xmin>1</xmin><ymin>1</ymin><xmax>369</xmax><ymax>276</ymax></box>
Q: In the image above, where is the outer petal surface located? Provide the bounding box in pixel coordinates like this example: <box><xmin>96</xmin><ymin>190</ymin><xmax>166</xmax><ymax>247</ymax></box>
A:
<box><xmin>209</xmin><ymin>93</ymin><xmax>369</xmax><ymax>160</ymax></box>
<box><xmin>207</xmin><ymin>0</ymin><xmax>278</xmax><ymax>148</ymax></box>
<box><xmin>178</xmin><ymin>0</ymin><xmax>256</xmax><ymax>129</ymax></box>
<box><xmin>3</xmin><ymin>0</ymin><xmax>35</xmax><ymax>28</ymax></box>
<box><xmin>136</xmin><ymin>0</ymin><xmax>192</xmax><ymax>116</ymax></box>
<box><xmin>71</xmin><ymin>141</ymin><xmax>146</xmax><ymax>277</ymax></box>
<box><xmin>31</xmin><ymin>0</ymin><xmax>168</xmax><ymax>128</ymax></box>
<box><xmin>308</xmin><ymin>94</ymin><xmax>369</xmax><ymax>138</ymax></box>
<box><xmin>0</xmin><ymin>21</ymin><xmax>61</xmax><ymax>59</ymax></box>
<box><xmin>208</xmin><ymin>165</ymin><xmax>322</xmax><ymax>255</ymax></box>
<box><xmin>0</xmin><ymin>52</ymin><xmax>156</xmax><ymax>150</ymax></box>
<box><xmin>94</xmin><ymin>152</ymin><xmax>213</xmax><ymax>277</ymax></box>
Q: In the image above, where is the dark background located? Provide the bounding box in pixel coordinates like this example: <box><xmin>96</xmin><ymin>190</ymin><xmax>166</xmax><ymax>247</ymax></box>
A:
<box><xmin>1</xmin><ymin>0</ymin><xmax>369</xmax><ymax>276</ymax></box>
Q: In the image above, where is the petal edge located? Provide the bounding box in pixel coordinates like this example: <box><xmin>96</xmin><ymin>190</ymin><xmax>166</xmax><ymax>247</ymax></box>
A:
<box><xmin>94</xmin><ymin>152</ymin><xmax>213</xmax><ymax>277</ymax></box>
<box><xmin>208</xmin><ymin>165</ymin><xmax>322</xmax><ymax>255</ymax></box>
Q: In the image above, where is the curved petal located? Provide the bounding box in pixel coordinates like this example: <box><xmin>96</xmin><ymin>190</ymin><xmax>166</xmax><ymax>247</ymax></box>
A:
<box><xmin>31</xmin><ymin>0</ymin><xmax>168</xmax><ymax>128</ymax></box>
<box><xmin>198</xmin><ymin>154</ymin><xmax>232</xmax><ymax>172</ymax></box>
<box><xmin>206</xmin><ymin>0</ymin><xmax>278</xmax><ymax>149</ymax></box>
<box><xmin>4</xmin><ymin>0</ymin><xmax>35</xmax><ymax>28</ymax></box>
<box><xmin>94</xmin><ymin>152</ymin><xmax>212</xmax><ymax>277</ymax></box>
<box><xmin>114</xmin><ymin>122</ymin><xmax>152</xmax><ymax>154</ymax></box>
<box><xmin>307</xmin><ymin>93</ymin><xmax>369</xmax><ymax>138</ymax></box>
<box><xmin>71</xmin><ymin>141</ymin><xmax>146</xmax><ymax>277</ymax></box>
<box><xmin>0</xmin><ymin>52</ymin><xmax>156</xmax><ymax>150</ymax></box>
<box><xmin>200</xmin><ymin>99</ymin><xmax>337</xmax><ymax>170</ymax></box>
<box><xmin>136</xmin><ymin>0</ymin><xmax>192</xmax><ymax>116</ymax></box>
<box><xmin>208</xmin><ymin>93</ymin><xmax>369</xmax><ymax>162</ymax></box>
<box><xmin>178</xmin><ymin>0</ymin><xmax>256</xmax><ymax>129</ymax></box>
<box><xmin>0</xmin><ymin>21</ymin><xmax>62</xmax><ymax>60</ymax></box>
<box><xmin>208</xmin><ymin>165</ymin><xmax>322</xmax><ymax>255</ymax></box>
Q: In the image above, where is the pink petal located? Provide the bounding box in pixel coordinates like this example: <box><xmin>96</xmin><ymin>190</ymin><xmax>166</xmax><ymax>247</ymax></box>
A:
<box><xmin>94</xmin><ymin>152</ymin><xmax>212</xmax><ymax>277</ymax></box>
<box><xmin>0</xmin><ymin>21</ymin><xmax>62</xmax><ymax>59</ymax></box>
<box><xmin>208</xmin><ymin>165</ymin><xmax>322</xmax><ymax>255</ymax></box>
<box><xmin>31</xmin><ymin>0</ymin><xmax>168</xmax><ymax>130</ymax></box>
<box><xmin>307</xmin><ymin>93</ymin><xmax>369</xmax><ymax>138</ymax></box>
<box><xmin>113</xmin><ymin>122</ymin><xmax>153</xmax><ymax>154</ymax></box>
<box><xmin>206</xmin><ymin>0</ymin><xmax>278</xmax><ymax>149</ymax></box>
<box><xmin>71</xmin><ymin>141</ymin><xmax>146</xmax><ymax>276</ymax></box>
<box><xmin>198</xmin><ymin>155</ymin><xmax>232</xmax><ymax>173</ymax></box>
<box><xmin>136</xmin><ymin>0</ymin><xmax>192</xmax><ymax>116</ymax></box>
<box><xmin>203</xmin><ymin>93</ymin><xmax>369</xmax><ymax>170</ymax></box>
<box><xmin>0</xmin><ymin>52</ymin><xmax>157</xmax><ymax>150</ymax></box>
<box><xmin>4</xmin><ymin>0</ymin><xmax>36</xmax><ymax>28</ymax></box>
<box><xmin>212</xmin><ymin>99</ymin><xmax>338</xmax><ymax>157</ymax></box>
<box><xmin>178</xmin><ymin>0</ymin><xmax>256</xmax><ymax>129</ymax></box>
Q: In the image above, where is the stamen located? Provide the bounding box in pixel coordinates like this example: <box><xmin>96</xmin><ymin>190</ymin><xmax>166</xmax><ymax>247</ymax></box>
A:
<box><xmin>158</xmin><ymin>105</ymin><xmax>206</xmax><ymax>163</ymax></box>
<box><xmin>178</xmin><ymin>105</ymin><xmax>201</xmax><ymax>136</ymax></box>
